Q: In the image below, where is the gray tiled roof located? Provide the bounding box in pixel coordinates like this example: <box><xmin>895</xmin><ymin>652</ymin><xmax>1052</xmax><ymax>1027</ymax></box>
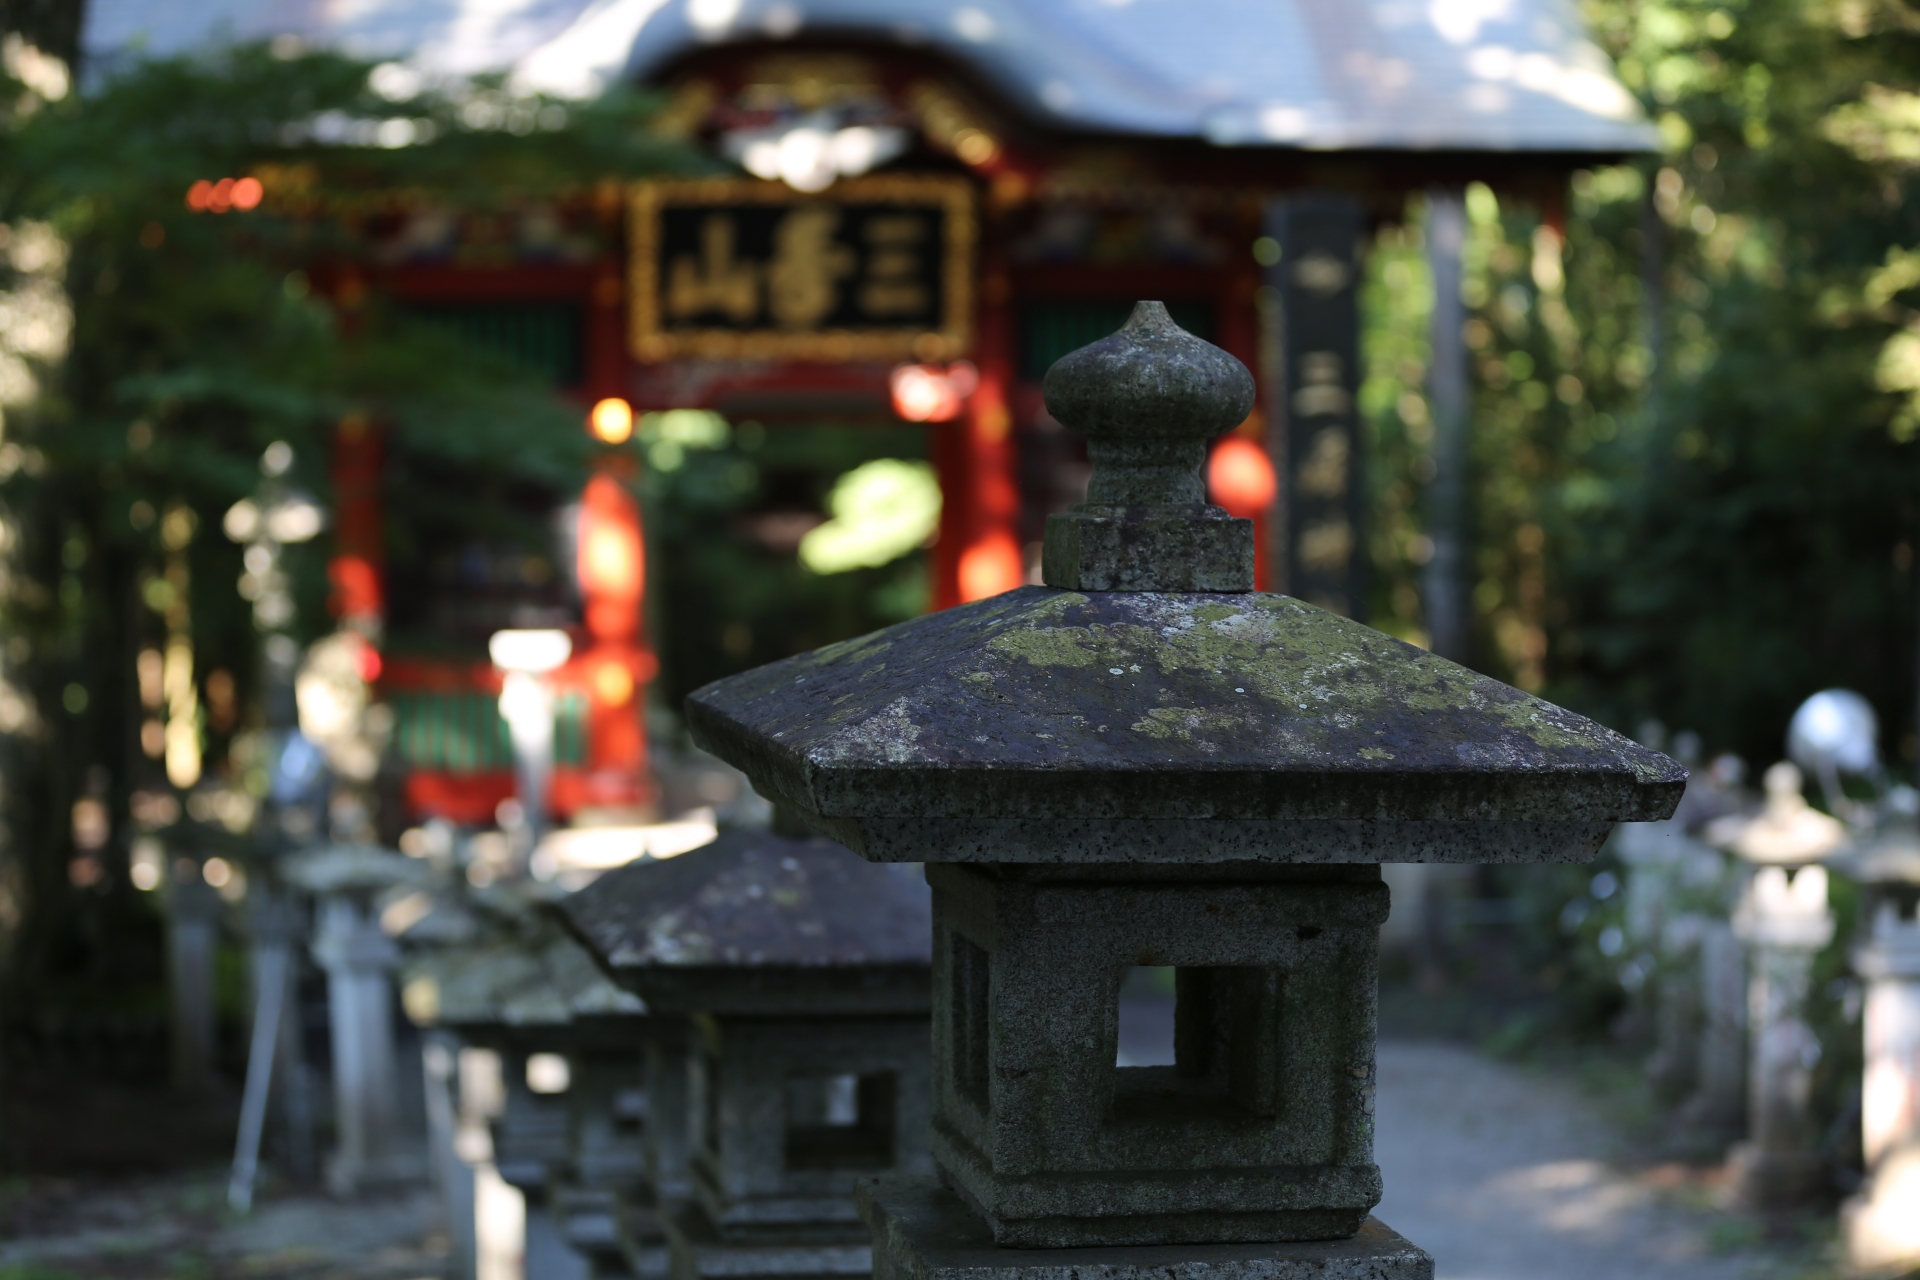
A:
<box><xmin>84</xmin><ymin>0</ymin><xmax>1654</xmax><ymax>154</ymax></box>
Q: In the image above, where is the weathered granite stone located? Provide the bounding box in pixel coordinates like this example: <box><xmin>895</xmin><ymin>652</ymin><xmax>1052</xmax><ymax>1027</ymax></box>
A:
<box><xmin>562</xmin><ymin>830</ymin><xmax>934</xmax><ymax>1280</ymax></box>
<box><xmin>679</xmin><ymin>304</ymin><xmax>1683</xmax><ymax>1253</ymax></box>
<box><xmin>685</xmin><ymin>603</ymin><xmax>1680</xmax><ymax>867</ymax></box>
<box><xmin>857</xmin><ymin>1180</ymin><xmax>1432</xmax><ymax>1280</ymax></box>
<box><xmin>566</xmin><ymin>830</ymin><xmax>930</xmax><ymax>1015</ymax></box>
<box><xmin>926</xmin><ymin>863</ymin><xmax>1384</xmax><ymax>1246</ymax></box>
<box><xmin>1040</xmin><ymin>303</ymin><xmax>1256</xmax><ymax>593</ymax></box>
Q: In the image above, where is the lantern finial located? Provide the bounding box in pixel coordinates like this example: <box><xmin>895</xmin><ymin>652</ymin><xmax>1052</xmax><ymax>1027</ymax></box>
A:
<box><xmin>1040</xmin><ymin>301</ymin><xmax>1258</xmax><ymax>592</ymax></box>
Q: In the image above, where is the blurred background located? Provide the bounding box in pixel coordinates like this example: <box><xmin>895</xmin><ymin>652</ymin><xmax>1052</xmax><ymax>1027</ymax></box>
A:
<box><xmin>1</xmin><ymin>0</ymin><xmax>1919</xmax><ymax>1277</ymax></box>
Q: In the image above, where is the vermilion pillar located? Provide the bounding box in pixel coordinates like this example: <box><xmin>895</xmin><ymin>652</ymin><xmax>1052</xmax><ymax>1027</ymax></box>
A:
<box><xmin>566</xmin><ymin>468</ymin><xmax>656</xmax><ymax>811</ymax></box>
<box><xmin>330</xmin><ymin>414</ymin><xmax>384</xmax><ymax>628</ymax></box>
<box><xmin>934</xmin><ymin>259</ymin><xmax>1023</xmax><ymax>608</ymax></box>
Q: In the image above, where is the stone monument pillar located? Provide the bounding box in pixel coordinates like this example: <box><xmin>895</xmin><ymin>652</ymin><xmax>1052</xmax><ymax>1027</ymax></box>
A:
<box><xmin>1837</xmin><ymin>814</ymin><xmax>1920</xmax><ymax>1270</ymax></box>
<box><xmin>285</xmin><ymin>844</ymin><xmax>429</xmax><ymax>1195</ymax></box>
<box><xmin>563</xmin><ymin>828</ymin><xmax>933</xmax><ymax>1280</ymax></box>
<box><xmin>675</xmin><ymin>303</ymin><xmax>1683</xmax><ymax>1278</ymax></box>
<box><xmin>1708</xmin><ymin>761</ymin><xmax>1844</xmax><ymax>1209</ymax></box>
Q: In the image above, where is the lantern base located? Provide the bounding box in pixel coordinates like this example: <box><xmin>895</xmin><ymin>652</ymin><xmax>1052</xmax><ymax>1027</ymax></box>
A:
<box><xmin>1728</xmin><ymin>1142</ymin><xmax>1827</xmax><ymax>1212</ymax></box>
<box><xmin>665</xmin><ymin>1202</ymin><xmax>873</xmax><ymax>1280</ymax></box>
<box><xmin>857</xmin><ymin>1177</ymin><xmax>1432</xmax><ymax>1280</ymax></box>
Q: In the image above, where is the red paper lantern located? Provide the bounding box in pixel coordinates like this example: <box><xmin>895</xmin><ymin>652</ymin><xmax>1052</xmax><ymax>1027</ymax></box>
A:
<box><xmin>1208</xmin><ymin>436</ymin><xmax>1277</xmax><ymax>518</ymax></box>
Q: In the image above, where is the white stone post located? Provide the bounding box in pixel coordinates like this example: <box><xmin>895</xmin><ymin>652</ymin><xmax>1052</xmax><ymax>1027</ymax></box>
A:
<box><xmin>1844</xmin><ymin>902</ymin><xmax>1920</xmax><ymax>1269</ymax></box>
<box><xmin>1729</xmin><ymin>864</ymin><xmax>1835</xmax><ymax>1208</ymax></box>
<box><xmin>423</xmin><ymin>1033</ymin><xmax>479</xmax><ymax>1280</ymax></box>
<box><xmin>490</xmin><ymin>629</ymin><xmax>573</xmax><ymax>869</ymax></box>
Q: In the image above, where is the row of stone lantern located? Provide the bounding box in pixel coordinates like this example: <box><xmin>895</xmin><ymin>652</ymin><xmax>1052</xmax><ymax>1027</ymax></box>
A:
<box><xmin>419</xmin><ymin>305</ymin><xmax>1681</xmax><ymax>1280</ymax></box>
<box><xmin>402</xmin><ymin>885</ymin><xmax>674</xmax><ymax>1280</ymax></box>
<box><xmin>393</xmin><ymin>813</ymin><xmax>932</xmax><ymax>1280</ymax></box>
<box><xmin>569</xmin><ymin>303</ymin><xmax>1683</xmax><ymax>1280</ymax></box>
<box><xmin>562</xmin><ymin>823</ymin><xmax>934</xmax><ymax>1280</ymax></box>
<box><xmin>229</xmin><ymin>305</ymin><xmax>1918</xmax><ymax>1280</ymax></box>
<box><xmin>1608</xmin><ymin>689</ymin><xmax>1920</xmax><ymax>1272</ymax></box>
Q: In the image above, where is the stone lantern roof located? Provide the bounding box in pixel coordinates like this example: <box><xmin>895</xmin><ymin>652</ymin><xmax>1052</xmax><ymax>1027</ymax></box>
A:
<box><xmin>1706</xmin><ymin>761</ymin><xmax>1846</xmax><ymax>867</ymax></box>
<box><xmin>562</xmin><ymin>828</ymin><xmax>931</xmax><ymax>1014</ymax></box>
<box><xmin>412</xmin><ymin>921</ymin><xmax>648</xmax><ymax>1035</ymax></box>
<box><xmin>687</xmin><ymin>303</ymin><xmax>1681</xmax><ymax>867</ymax></box>
<box><xmin>1836</xmin><ymin>813</ymin><xmax>1920</xmax><ymax>886</ymax></box>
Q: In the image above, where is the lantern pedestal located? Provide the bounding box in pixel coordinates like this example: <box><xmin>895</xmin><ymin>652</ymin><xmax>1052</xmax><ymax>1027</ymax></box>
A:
<box><xmin>1728</xmin><ymin>864</ymin><xmax>1835</xmax><ymax>1210</ymax></box>
<box><xmin>289</xmin><ymin>846</ymin><xmax>431</xmax><ymax>1196</ymax></box>
<box><xmin>857</xmin><ymin>1180</ymin><xmax>1431</xmax><ymax>1280</ymax></box>
<box><xmin>926</xmin><ymin>864</ymin><xmax>1385</xmax><ymax>1247</ymax></box>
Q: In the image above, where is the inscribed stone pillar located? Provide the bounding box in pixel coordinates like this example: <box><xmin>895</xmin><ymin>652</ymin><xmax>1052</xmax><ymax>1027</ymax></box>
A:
<box><xmin>677</xmin><ymin>304</ymin><xmax>1681</xmax><ymax>1278</ymax></box>
<box><xmin>563</xmin><ymin>829</ymin><xmax>933</xmax><ymax>1280</ymax></box>
<box><xmin>1266</xmin><ymin>194</ymin><xmax>1364</xmax><ymax>616</ymax></box>
<box><xmin>1676</xmin><ymin>920</ymin><xmax>1748</xmax><ymax>1143</ymax></box>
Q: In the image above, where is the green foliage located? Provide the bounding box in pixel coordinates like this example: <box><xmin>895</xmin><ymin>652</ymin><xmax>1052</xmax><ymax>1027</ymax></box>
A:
<box><xmin>638</xmin><ymin>418</ymin><xmax>933</xmax><ymax>713</ymax></box>
<box><xmin>0</xmin><ymin>42</ymin><xmax>700</xmax><ymax>995</ymax></box>
<box><xmin>1364</xmin><ymin>0</ymin><xmax>1920</xmax><ymax>771</ymax></box>
<box><xmin>1364</xmin><ymin>2</ymin><xmax>1920</xmax><ymax>1067</ymax></box>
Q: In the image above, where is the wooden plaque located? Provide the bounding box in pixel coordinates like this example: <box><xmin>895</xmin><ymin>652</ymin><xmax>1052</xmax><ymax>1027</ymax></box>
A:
<box><xmin>628</xmin><ymin>175</ymin><xmax>976</xmax><ymax>362</ymax></box>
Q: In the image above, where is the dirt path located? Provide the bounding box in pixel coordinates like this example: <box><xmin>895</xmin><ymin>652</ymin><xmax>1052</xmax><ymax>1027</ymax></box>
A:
<box><xmin>0</xmin><ymin>1173</ymin><xmax>448</xmax><ymax>1280</ymax></box>
<box><xmin>1374</xmin><ymin>1040</ymin><xmax>1807</xmax><ymax>1280</ymax></box>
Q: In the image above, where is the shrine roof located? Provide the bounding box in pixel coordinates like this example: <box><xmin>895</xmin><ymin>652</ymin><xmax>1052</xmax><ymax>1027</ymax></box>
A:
<box><xmin>84</xmin><ymin>0</ymin><xmax>1655</xmax><ymax>156</ymax></box>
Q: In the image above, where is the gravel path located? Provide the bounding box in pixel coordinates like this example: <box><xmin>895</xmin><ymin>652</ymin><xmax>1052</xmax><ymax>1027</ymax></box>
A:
<box><xmin>1374</xmin><ymin>1040</ymin><xmax>1790</xmax><ymax>1280</ymax></box>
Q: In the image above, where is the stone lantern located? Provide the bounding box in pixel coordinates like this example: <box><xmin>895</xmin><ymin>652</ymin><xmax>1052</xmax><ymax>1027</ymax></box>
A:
<box><xmin>1706</xmin><ymin>760</ymin><xmax>1845</xmax><ymax>1209</ymax></box>
<box><xmin>1834</xmin><ymin>809</ymin><xmax>1920</xmax><ymax>1270</ymax></box>
<box><xmin>417</xmin><ymin>911</ymin><xmax>678</xmax><ymax>1280</ymax></box>
<box><xmin>677</xmin><ymin>303</ymin><xmax>1681</xmax><ymax>1275</ymax></box>
<box><xmin>563</xmin><ymin>827</ymin><xmax>933</xmax><ymax>1280</ymax></box>
<box><xmin>283</xmin><ymin>842</ymin><xmax>429</xmax><ymax>1196</ymax></box>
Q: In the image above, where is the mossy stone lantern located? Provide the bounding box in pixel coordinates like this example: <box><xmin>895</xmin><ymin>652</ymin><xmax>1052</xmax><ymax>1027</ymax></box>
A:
<box><xmin>563</xmin><ymin>828</ymin><xmax>934</xmax><ymax>1280</ymax></box>
<box><xmin>682</xmin><ymin>304</ymin><xmax>1683</xmax><ymax>1276</ymax></box>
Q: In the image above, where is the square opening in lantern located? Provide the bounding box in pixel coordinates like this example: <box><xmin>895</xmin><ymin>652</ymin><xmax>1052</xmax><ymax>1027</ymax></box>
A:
<box><xmin>784</xmin><ymin>1071</ymin><xmax>897</xmax><ymax>1170</ymax></box>
<box><xmin>1113</xmin><ymin>965</ymin><xmax>1282</xmax><ymax>1122</ymax></box>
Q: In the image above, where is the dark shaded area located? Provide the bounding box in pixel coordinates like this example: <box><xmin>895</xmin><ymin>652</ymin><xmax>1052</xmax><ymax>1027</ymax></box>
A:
<box><xmin>1</xmin><ymin>1066</ymin><xmax>241</xmax><ymax>1176</ymax></box>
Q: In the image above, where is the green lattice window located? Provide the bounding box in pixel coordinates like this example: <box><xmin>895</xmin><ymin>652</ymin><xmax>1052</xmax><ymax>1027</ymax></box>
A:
<box><xmin>408</xmin><ymin>303</ymin><xmax>585</xmax><ymax>387</ymax></box>
<box><xmin>388</xmin><ymin>689</ymin><xmax>588</xmax><ymax>772</ymax></box>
